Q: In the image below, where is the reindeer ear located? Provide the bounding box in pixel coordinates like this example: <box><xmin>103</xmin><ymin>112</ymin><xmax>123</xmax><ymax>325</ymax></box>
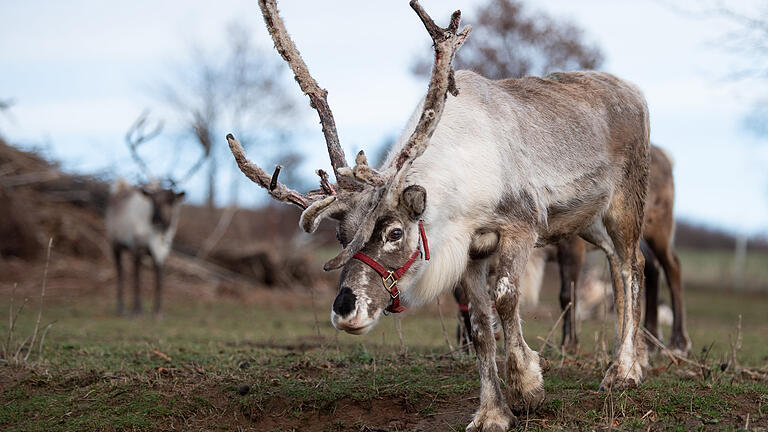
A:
<box><xmin>299</xmin><ymin>196</ymin><xmax>346</xmax><ymax>233</ymax></box>
<box><xmin>174</xmin><ymin>191</ymin><xmax>186</xmax><ymax>201</ymax></box>
<box><xmin>400</xmin><ymin>185</ymin><xmax>426</xmax><ymax>219</ymax></box>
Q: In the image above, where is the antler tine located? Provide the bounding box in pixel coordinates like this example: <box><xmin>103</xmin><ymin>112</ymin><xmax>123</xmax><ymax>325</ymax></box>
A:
<box><xmin>126</xmin><ymin>110</ymin><xmax>164</xmax><ymax>181</ymax></box>
<box><xmin>176</xmin><ymin>149</ymin><xmax>209</xmax><ymax>185</ymax></box>
<box><xmin>226</xmin><ymin>133</ymin><xmax>312</xmax><ymax>209</ymax></box>
<box><xmin>392</xmin><ymin>1</ymin><xmax>471</xmax><ymax>174</ymax></box>
<box><xmin>258</xmin><ymin>0</ymin><xmax>351</xmax><ymax>188</ymax></box>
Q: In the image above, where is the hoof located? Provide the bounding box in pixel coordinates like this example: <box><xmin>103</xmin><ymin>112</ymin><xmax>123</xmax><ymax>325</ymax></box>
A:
<box><xmin>599</xmin><ymin>363</ymin><xmax>643</xmax><ymax>391</ymax></box>
<box><xmin>509</xmin><ymin>384</ymin><xmax>545</xmax><ymax>415</ymax></box>
<box><xmin>505</xmin><ymin>352</ymin><xmax>546</xmax><ymax>414</ymax></box>
<box><xmin>562</xmin><ymin>341</ymin><xmax>579</xmax><ymax>356</ymax></box>
<box><xmin>466</xmin><ymin>406</ymin><xmax>515</xmax><ymax>432</ymax></box>
<box><xmin>670</xmin><ymin>336</ymin><xmax>692</xmax><ymax>357</ymax></box>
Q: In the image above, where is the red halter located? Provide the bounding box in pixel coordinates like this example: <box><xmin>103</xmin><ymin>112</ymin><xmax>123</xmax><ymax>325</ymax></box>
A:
<box><xmin>352</xmin><ymin>220</ymin><xmax>430</xmax><ymax>314</ymax></box>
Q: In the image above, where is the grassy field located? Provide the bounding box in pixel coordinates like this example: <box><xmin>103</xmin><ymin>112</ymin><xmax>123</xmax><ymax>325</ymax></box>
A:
<box><xmin>1</xmin><ymin>276</ymin><xmax>767</xmax><ymax>432</ymax></box>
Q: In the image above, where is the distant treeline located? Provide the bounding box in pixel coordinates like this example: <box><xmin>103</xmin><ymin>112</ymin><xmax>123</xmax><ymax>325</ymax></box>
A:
<box><xmin>675</xmin><ymin>220</ymin><xmax>768</xmax><ymax>252</ymax></box>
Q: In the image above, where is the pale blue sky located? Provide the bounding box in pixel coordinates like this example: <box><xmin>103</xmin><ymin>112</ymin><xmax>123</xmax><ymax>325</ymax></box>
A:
<box><xmin>1</xmin><ymin>0</ymin><xmax>766</xmax><ymax>235</ymax></box>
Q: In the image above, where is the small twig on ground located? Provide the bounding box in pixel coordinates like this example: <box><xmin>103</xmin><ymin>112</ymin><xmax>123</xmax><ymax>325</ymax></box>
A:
<box><xmin>25</xmin><ymin>238</ymin><xmax>53</xmax><ymax>362</ymax></box>
<box><xmin>729</xmin><ymin>314</ymin><xmax>743</xmax><ymax>373</ymax></box>
<box><xmin>437</xmin><ymin>342</ymin><xmax>473</xmax><ymax>359</ymax></box>
<box><xmin>152</xmin><ymin>349</ymin><xmax>173</xmax><ymax>363</ymax></box>
<box><xmin>436</xmin><ymin>296</ymin><xmax>455</xmax><ymax>358</ymax></box>
<box><xmin>38</xmin><ymin>321</ymin><xmax>56</xmax><ymax>359</ymax></box>
<box><xmin>538</xmin><ymin>301</ymin><xmax>572</xmax><ymax>354</ymax></box>
<box><xmin>536</xmin><ymin>336</ymin><xmax>576</xmax><ymax>362</ymax></box>
<box><xmin>395</xmin><ymin>316</ymin><xmax>407</xmax><ymax>359</ymax></box>
<box><xmin>3</xmin><ymin>283</ymin><xmax>20</xmax><ymax>359</ymax></box>
<box><xmin>642</xmin><ymin>327</ymin><xmax>710</xmax><ymax>376</ymax></box>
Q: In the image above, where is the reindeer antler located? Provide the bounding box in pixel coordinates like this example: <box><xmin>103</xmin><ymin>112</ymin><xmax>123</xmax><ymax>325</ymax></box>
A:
<box><xmin>258</xmin><ymin>0</ymin><xmax>350</xmax><ymax>187</ymax></box>
<box><xmin>227</xmin><ymin>134</ymin><xmax>315</xmax><ymax>209</ymax></box>
<box><xmin>227</xmin><ymin>0</ymin><xmax>361</xmax><ymax>208</ymax></box>
<box><xmin>322</xmin><ymin>2</ymin><xmax>471</xmax><ymax>271</ymax></box>
<box><xmin>126</xmin><ymin>110</ymin><xmax>164</xmax><ymax>181</ymax></box>
<box><xmin>392</xmin><ymin>1</ymin><xmax>470</xmax><ymax>174</ymax></box>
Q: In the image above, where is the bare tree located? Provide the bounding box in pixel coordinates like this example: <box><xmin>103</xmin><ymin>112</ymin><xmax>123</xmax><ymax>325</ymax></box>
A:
<box><xmin>412</xmin><ymin>0</ymin><xmax>604</xmax><ymax>80</ymax></box>
<box><xmin>160</xmin><ymin>21</ymin><xmax>298</xmax><ymax>208</ymax></box>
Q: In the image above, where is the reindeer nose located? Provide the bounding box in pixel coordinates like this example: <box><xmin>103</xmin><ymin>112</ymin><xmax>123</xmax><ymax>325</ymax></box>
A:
<box><xmin>333</xmin><ymin>287</ymin><xmax>357</xmax><ymax>317</ymax></box>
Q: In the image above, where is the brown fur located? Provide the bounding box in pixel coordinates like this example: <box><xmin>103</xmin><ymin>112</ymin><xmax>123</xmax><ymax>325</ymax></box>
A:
<box><xmin>553</xmin><ymin>145</ymin><xmax>690</xmax><ymax>354</ymax></box>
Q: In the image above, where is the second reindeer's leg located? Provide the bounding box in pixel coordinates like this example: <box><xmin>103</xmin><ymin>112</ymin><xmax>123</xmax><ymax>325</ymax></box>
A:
<box><xmin>465</xmin><ymin>260</ymin><xmax>515</xmax><ymax>432</ymax></box>
<box><xmin>557</xmin><ymin>237</ymin><xmax>586</xmax><ymax>353</ymax></box>
<box><xmin>494</xmin><ymin>226</ymin><xmax>545</xmax><ymax>414</ymax></box>
<box><xmin>113</xmin><ymin>245</ymin><xmax>125</xmax><ymax>316</ymax></box>
<box><xmin>132</xmin><ymin>251</ymin><xmax>143</xmax><ymax>315</ymax></box>
<box><xmin>152</xmin><ymin>260</ymin><xmax>163</xmax><ymax>316</ymax></box>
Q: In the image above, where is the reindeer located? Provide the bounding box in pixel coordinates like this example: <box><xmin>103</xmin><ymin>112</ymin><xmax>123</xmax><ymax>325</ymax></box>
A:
<box><xmin>455</xmin><ymin>145</ymin><xmax>691</xmax><ymax>356</ymax></box>
<box><xmin>105</xmin><ymin>112</ymin><xmax>200</xmax><ymax>316</ymax></box>
<box><xmin>554</xmin><ymin>145</ymin><xmax>690</xmax><ymax>355</ymax></box>
<box><xmin>229</xmin><ymin>1</ymin><xmax>650</xmax><ymax>429</ymax></box>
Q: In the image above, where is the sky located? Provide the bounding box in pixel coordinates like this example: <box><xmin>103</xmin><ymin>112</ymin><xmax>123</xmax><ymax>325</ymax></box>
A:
<box><xmin>1</xmin><ymin>0</ymin><xmax>767</xmax><ymax>236</ymax></box>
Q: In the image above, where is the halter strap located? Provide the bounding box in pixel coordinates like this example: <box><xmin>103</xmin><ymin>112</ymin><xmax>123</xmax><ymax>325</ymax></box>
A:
<box><xmin>352</xmin><ymin>220</ymin><xmax>430</xmax><ymax>314</ymax></box>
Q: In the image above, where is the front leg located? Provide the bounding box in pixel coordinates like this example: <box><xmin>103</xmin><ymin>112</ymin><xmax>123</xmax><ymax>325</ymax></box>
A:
<box><xmin>494</xmin><ymin>226</ymin><xmax>546</xmax><ymax>414</ymax></box>
<box><xmin>464</xmin><ymin>260</ymin><xmax>515</xmax><ymax>432</ymax></box>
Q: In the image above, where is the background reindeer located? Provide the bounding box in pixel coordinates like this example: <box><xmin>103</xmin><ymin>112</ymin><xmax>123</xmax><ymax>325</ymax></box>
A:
<box><xmin>228</xmin><ymin>1</ymin><xmax>650</xmax><ymax>429</ymax></box>
<box><xmin>554</xmin><ymin>145</ymin><xmax>690</xmax><ymax>354</ymax></box>
<box><xmin>454</xmin><ymin>144</ymin><xmax>691</xmax><ymax>356</ymax></box>
<box><xmin>105</xmin><ymin>112</ymin><xmax>199</xmax><ymax>316</ymax></box>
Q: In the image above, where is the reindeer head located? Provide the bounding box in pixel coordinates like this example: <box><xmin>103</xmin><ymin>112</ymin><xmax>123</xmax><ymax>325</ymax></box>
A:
<box><xmin>139</xmin><ymin>184</ymin><xmax>186</xmax><ymax>231</ymax></box>
<box><xmin>229</xmin><ymin>0</ymin><xmax>470</xmax><ymax>334</ymax></box>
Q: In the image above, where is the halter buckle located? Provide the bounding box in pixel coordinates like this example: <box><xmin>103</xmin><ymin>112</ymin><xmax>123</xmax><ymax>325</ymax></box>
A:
<box><xmin>382</xmin><ymin>271</ymin><xmax>398</xmax><ymax>295</ymax></box>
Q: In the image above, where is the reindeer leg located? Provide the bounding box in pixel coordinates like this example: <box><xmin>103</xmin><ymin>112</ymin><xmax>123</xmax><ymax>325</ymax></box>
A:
<box><xmin>641</xmin><ymin>242</ymin><xmax>661</xmax><ymax>352</ymax></box>
<box><xmin>152</xmin><ymin>260</ymin><xmax>163</xmax><ymax>317</ymax></box>
<box><xmin>586</xmin><ymin>215</ymin><xmax>647</xmax><ymax>390</ymax></box>
<box><xmin>453</xmin><ymin>282</ymin><xmax>473</xmax><ymax>352</ymax></box>
<box><xmin>493</xmin><ymin>225</ymin><xmax>546</xmax><ymax>414</ymax></box>
<box><xmin>132</xmin><ymin>251</ymin><xmax>143</xmax><ymax>315</ymax></box>
<box><xmin>557</xmin><ymin>237</ymin><xmax>585</xmax><ymax>354</ymax></box>
<box><xmin>655</xmin><ymin>245</ymin><xmax>691</xmax><ymax>355</ymax></box>
<box><xmin>465</xmin><ymin>260</ymin><xmax>515</xmax><ymax>432</ymax></box>
<box><xmin>113</xmin><ymin>245</ymin><xmax>125</xmax><ymax>316</ymax></box>
<box><xmin>581</xmin><ymin>218</ymin><xmax>647</xmax><ymax>390</ymax></box>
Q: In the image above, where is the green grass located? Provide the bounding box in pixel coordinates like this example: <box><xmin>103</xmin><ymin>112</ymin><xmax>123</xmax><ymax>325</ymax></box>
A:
<box><xmin>1</xmin><ymin>282</ymin><xmax>767</xmax><ymax>431</ymax></box>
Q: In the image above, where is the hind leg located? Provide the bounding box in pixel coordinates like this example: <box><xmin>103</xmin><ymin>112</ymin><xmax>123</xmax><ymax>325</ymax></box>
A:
<box><xmin>641</xmin><ymin>242</ymin><xmax>661</xmax><ymax>350</ymax></box>
<box><xmin>113</xmin><ymin>245</ymin><xmax>125</xmax><ymax>316</ymax></box>
<box><xmin>650</xmin><ymin>242</ymin><xmax>691</xmax><ymax>355</ymax></box>
<box><xmin>557</xmin><ymin>237</ymin><xmax>586</xmax><ymax>353</ymax></box>
<box><xmin>581</xmin><ymin>219</ymin><xmax>646</xmax><ymax>390</ymax></box>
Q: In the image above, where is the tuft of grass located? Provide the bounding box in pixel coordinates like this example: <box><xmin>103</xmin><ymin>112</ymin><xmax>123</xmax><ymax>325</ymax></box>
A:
<box><xmin>1</xmin><ymin>238</ymin><xmax>55</xmax><ymax>366</ymax></box>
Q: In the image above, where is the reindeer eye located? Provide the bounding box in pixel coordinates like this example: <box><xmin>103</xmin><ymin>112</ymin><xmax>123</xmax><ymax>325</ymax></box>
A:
<box><xmin>387</xmin><ymin>228</ymin><xmax>403</xmax><ymax>242</ymax></box>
